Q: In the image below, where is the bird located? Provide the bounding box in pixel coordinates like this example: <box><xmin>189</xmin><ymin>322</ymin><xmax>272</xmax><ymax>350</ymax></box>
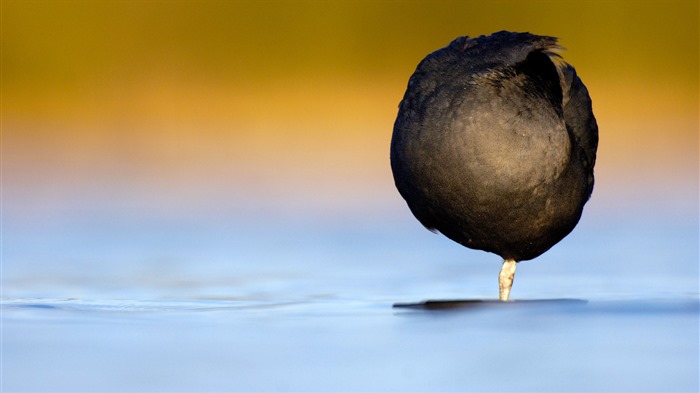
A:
<box><xmin>390</xmin><ymin>31</ymin><xmax>598</xmax><ymax>301</ymax></box>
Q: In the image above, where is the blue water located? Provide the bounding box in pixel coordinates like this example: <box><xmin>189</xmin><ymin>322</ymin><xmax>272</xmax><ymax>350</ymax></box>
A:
<box><xmin>3</xmin><ymin>211</ymin><xmax>699</xmax><ymax>392</ymax></box>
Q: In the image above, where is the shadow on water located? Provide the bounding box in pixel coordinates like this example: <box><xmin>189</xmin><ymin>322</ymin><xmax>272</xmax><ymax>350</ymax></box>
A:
<box><xmin>393</xmin><ymin>298</ymin><xmax>588</xmax><ymax>310</ymax></box>
<box><xmin>391</xmin><ymin>297</ymin><xmax>700</xmax><ymax>319</ymax></box>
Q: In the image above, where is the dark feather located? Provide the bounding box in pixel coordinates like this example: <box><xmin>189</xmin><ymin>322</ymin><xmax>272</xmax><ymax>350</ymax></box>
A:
<box><xmin>390</xmin><ymin>31</ymin><xmax>598</xmax><ymax>261</ymax></box>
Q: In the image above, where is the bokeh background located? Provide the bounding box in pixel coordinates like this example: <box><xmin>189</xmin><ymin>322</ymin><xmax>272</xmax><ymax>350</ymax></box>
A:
<box><xmin>2</xmin><ymin>3</ymin><xmax>699</xmax><ymax>391</ymax></box>
<box><xmin>3</xmin><ymin>0</ymin><xmax>698</xmax><ymax>298</ymax></box>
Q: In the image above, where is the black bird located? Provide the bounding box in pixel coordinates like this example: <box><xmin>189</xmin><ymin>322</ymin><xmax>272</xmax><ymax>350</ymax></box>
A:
<box><xmin>390</xmin><ymin>31</ymin><xmax>598</xmax><ymax>301</ymax></box>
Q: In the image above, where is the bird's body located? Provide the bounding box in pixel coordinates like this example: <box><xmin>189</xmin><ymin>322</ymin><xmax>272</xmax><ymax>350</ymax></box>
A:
<box><xmin>390</xmin><ymin>31</ymin><xmax>598</xmax><ymax>300</ymax></box>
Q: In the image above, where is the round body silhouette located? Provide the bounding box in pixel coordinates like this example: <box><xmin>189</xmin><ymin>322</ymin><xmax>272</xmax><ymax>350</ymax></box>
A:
<box><xmin>390</xmin><ymin>31</ymin><xmax>598</xmax><ymax>300</ymax></box>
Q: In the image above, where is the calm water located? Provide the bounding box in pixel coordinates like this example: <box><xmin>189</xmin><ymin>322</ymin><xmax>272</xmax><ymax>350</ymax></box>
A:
<box><xmin>3</xmin><ymin>211</ymin><xmax>699</xmax><ymax>392</ymax></box>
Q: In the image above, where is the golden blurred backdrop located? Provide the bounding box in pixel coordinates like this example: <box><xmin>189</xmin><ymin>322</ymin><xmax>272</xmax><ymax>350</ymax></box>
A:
<box><xmin>3</xmin><ymin>0</ymin><xmax>698</xmax><ymax>223</ymax></box>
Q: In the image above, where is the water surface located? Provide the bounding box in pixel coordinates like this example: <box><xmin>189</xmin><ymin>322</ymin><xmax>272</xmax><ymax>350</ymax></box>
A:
<box><xmin>3</xmin><ymin>214</ymin><xmax>699</xmax><ymax>392</ymax></box>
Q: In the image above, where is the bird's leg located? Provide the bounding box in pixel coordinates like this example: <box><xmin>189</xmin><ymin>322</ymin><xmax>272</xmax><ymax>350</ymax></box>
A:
<box><xmin>498</xmin><ymin>259</ymin><xmax>517</xmax><ymax>301</ymax></box>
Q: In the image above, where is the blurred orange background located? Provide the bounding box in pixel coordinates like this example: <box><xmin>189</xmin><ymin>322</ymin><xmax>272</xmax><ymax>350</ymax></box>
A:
<box><xmin>3</xmin><ymin>0</ymin><xmax>698</xmax><ymax>225</ymax></box>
